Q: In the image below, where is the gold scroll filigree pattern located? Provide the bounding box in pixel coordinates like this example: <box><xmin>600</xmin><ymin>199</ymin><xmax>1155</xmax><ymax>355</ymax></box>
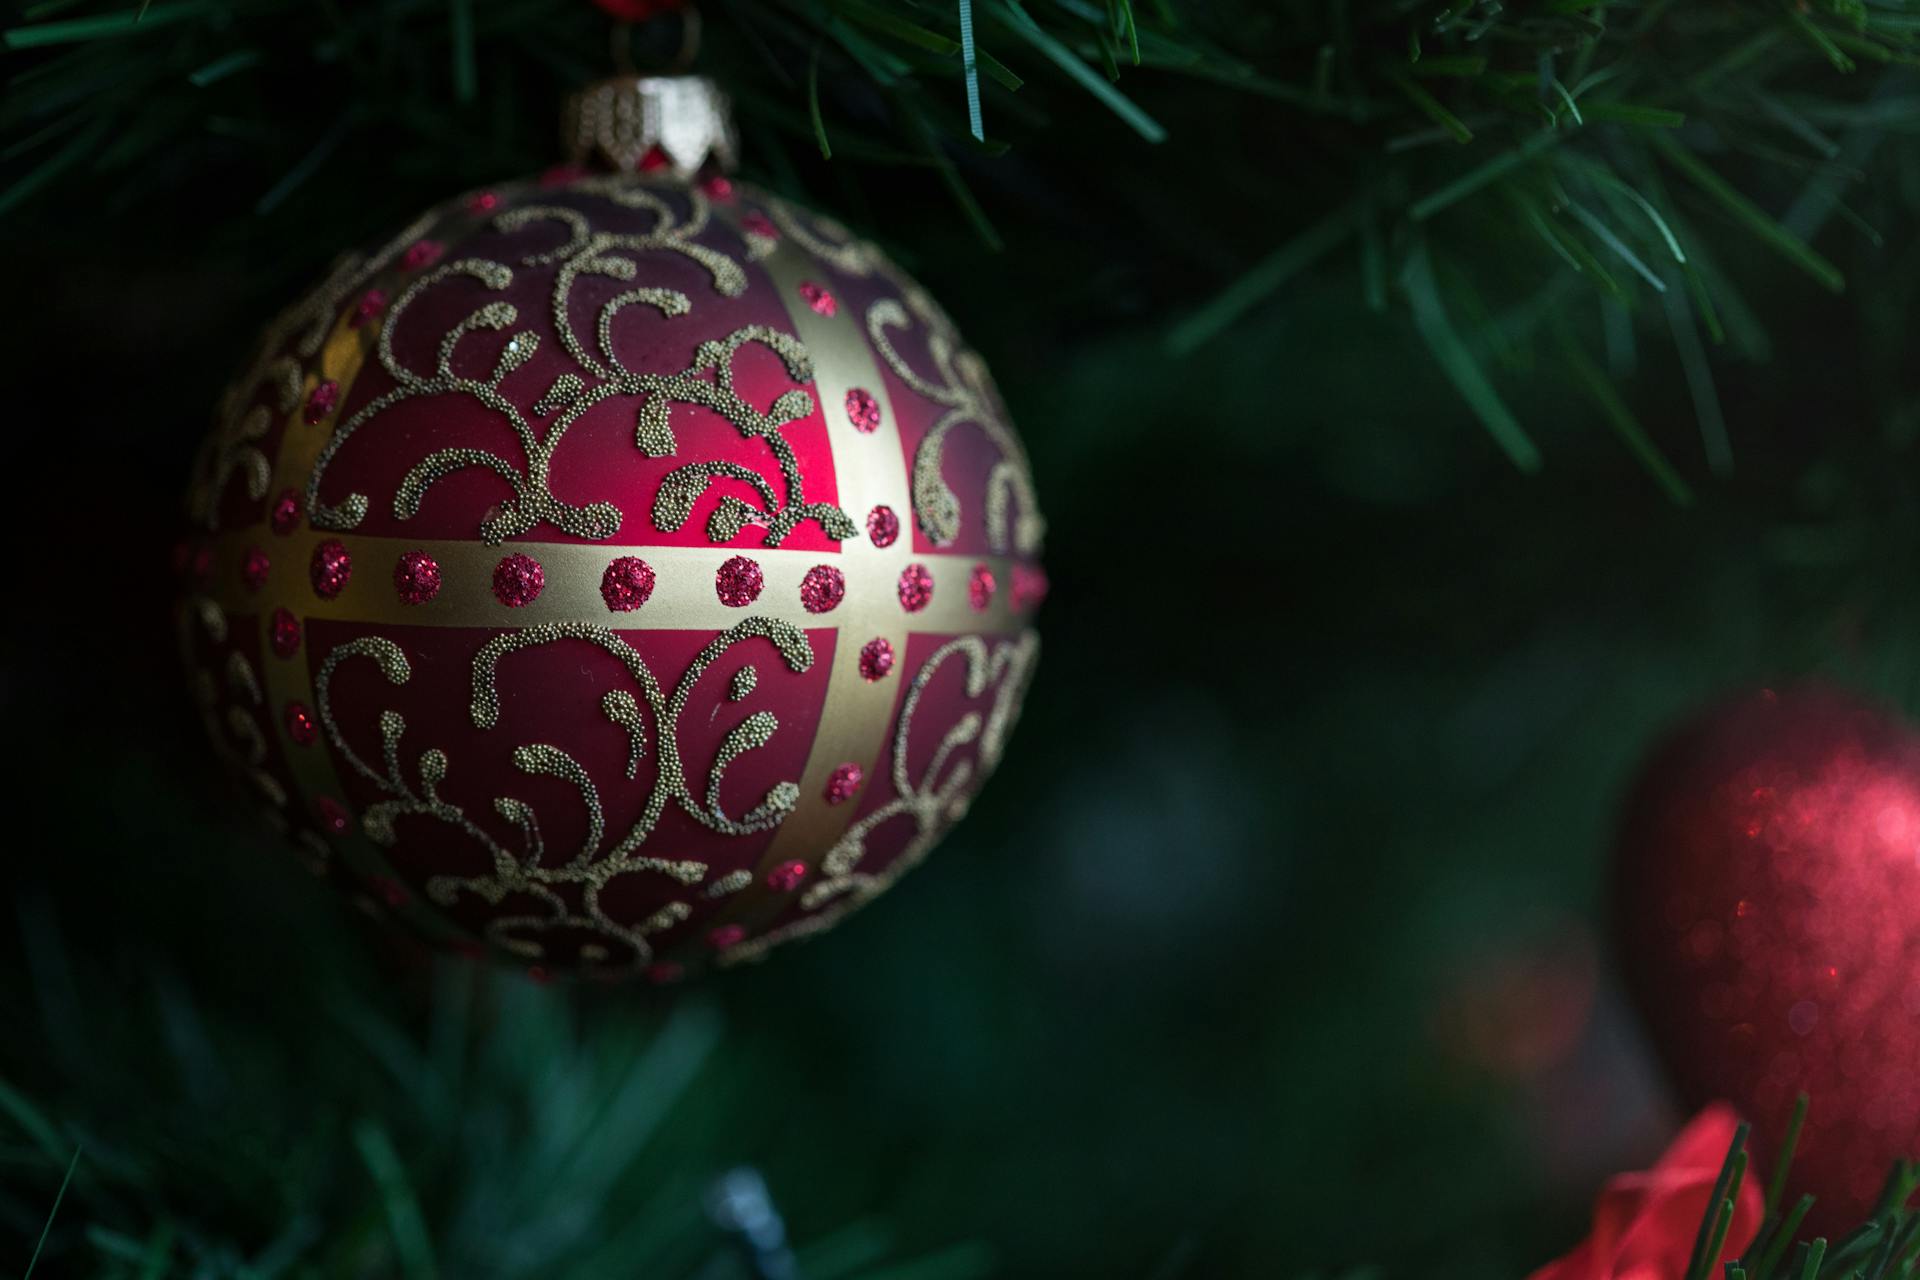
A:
<box><xmin>313</xmin><ymin>617</ymin><xmax>814</xmax><ymax>969</ymax></box>
<box><xmin>305</xmin><ymin>180</ymin><xmax>855</xmax><ymax>549</ymax></box>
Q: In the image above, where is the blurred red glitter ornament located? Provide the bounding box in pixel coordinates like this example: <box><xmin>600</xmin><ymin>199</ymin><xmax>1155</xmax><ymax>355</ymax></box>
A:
<box><xmin>1614</xmin><ymin>686</ymin><xmax>1920</xmax><ymax>1229</ymax></box>
<box><xmin>589</xmin><ymin>0</ymin><xmax>686</xmax><ymax>20</ymax></box>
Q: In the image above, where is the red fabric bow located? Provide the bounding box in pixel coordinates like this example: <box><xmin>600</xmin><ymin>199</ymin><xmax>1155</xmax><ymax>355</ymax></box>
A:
<box><xmin>1528</xmin><ymin>1104</ymin><xmax>1765</xmax><ymax>1280</ymax></box>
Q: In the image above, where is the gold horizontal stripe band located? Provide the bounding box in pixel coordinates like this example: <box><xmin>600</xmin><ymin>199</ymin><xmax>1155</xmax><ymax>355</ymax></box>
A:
<box><xmin>206</xmin><ymin>530</ymin><xmax>1029</xmax><ymax>636</ymax></box>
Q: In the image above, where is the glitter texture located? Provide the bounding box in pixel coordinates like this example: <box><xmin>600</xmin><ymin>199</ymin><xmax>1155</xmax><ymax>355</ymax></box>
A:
<box><xmin>285</xmin><ymin>702</ymin><xmax>318</xmax><ymax>746</ymax></box>
<box><xmin>401</xmin><ymin>239</ymin><xmax>444</xmax><ymax>270</ymax></box>
<box><xmin>968</xmin><ymin>563</ymin><xmax>996</xmax><ymax>611</ymax></box>
<box><xmin>797</xmin><ymin>280</ymin><xmax>837</xmax><ymax>316</ymax></box>
<box><xmin>394</xmin><ymin>550</ymin><xmax>442</xmax><ymax>605</ymax></box>
<box><xmin>766</xmin><ymin>860</ymin><xmax>808</xmax><ymax>892</ymax></box>
<box><xmin>799</xmin><ymin>564</ymin><xmax>846</xmax><ymax>614</ymax></box>
<box><xmin>310</xmin><ymin>539</ymin><xmax>352</xmax><ymax>599</ymax></box>
<box><xmin>270</xmin><ymin>607</ymin><xmax>301</xmax><ymax>659</ymax></box>
<box><xmin>303</xmin><ymin>379</ymin><xmax>339</xmax><ymax>424</ymax></box>
<box><xmin>707</xmin><ymin>923</ymin><xmax>746</xmax><ymax>950</ymax></box>
<box><xmin>701</xmin><ymin>175</ymin><xmax>735</xmax><ymax>202</ymax></box>
<box><xmin>866</xmin><ymin>504</ymin><xmax>900</xmax><ymax>548</ymax></box>
<box><xmin>1617</xmin><ymin>686</ymin><xmax>1920</xmax><ymax>1230</ymax></box>
<box><xmin>491</xmin><ymin>553</ymin><xmax>545</xmax><ymax>608</ymax></box>
<box><xmin>897</xmin><ymin>563</ymin><xmax>934</xmax><ymax>613</ymax></box>
<box><xmin>350</xmin><ymin>289</ymin><xmax>387</xmax><ymax>329</ymax></box>
<box><xmin>600</xmin><ymin>556</ymin><xmax>656</xmax><ymax>612</ymax></box>
<box><xmin>270</xmin><ymin>489</ymin><xmax>301</xmax><ymax>535</ymax></box>
<box><xmin>741</xmin><ymin>210</ymin><xmax>777</xmax><ymax>240</ymax></box>
<box><xmin>715</xmin><ymin>555</ymin><xmax>764</xmax><ymax>607</ymax></box>
<box><xmin>845</xmin><ymin>387</ymin><xmax>882</xmax><ymax>433</ymax></box>
<box><xmin>825</xmin><ymin>763</ymin><xmax>863</xmax><ymax>805</ymax></box>
<box><xmin>857</xmin><ymin>637</ymin><xmax>895</xmax><ymax>682</ymax></box>
<box><xmin>467</xmin><ymin>190</ymin><xmax>500</xmax><ymax>213</ymax></box>
<box><xmin>241</xmin><ymin>546</ymin><xmax>271</xmax><ymax>593</ymax></box>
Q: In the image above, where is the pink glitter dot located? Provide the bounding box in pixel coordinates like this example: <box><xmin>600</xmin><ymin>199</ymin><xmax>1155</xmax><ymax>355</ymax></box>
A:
<box><xmin>304</xmin><ymin>379</ymin><xmax>339</xmax><ymax>424</ymax></box>
<box><xmin>1012</xmin><ymin>563</ymin><xmax>1050</xmax><ymax>612</ymax></box>
<box><xmin>191</xmin><ymin>545</ymin><xmax>213</xmax><ymax>581</ymax></box>
<box><xmin>646</xmin><ymin>961</ymin><xmax>684</xmax><ymax>985</ymax></box>
<box><xmin>492</xmin><ymin>553</ymin><xmax>545</xmax><ymax>607</ymax></box>
<box><xmin>285</xmin><ymin>702</ymin><xmax>318</xmax><ymax>746</ymax></box>
<box><xmin>601</xmin><ymin>556</ymin><xmax>656</xmax><ymax>612</ymax></box>
<box><xmin>968</xmin><ymin>563</ymin><xmax>996</xmax><ymax>611</ymax></box>
<box><xmin>241</xmin><ymin>546</ymin><xmax>271</xmax><ymax>593</ymax></box>
<box><xmin>370</xmin><ymin>875</ymin><xmax>411</xmax><ymax>908</ymax></box>
<box><xmin>540</xmin><ymin>163</ymin><xmax>588</xmax><ymax>187</ymax></box>
<box><xmin>797</xmin><ymin>280</ymin><xmax>837</xmax><ymax>317</ymax></box>
<box><xmin>715</xmin><ymin>555</ymin><xmax>764</xmax><ymax>607</ymax></box>
<box><xmin>467</xmin><ymin>190</ymin><xmax>500</xmax><ymax>213</ymax></box>
<box><xmin>701</xmin><ymin>174</ymin><xmax>735</xmax><ymax>201</ymax></box>
<box><xmin>866</xmin><ymin>504</ymin><xmax>900</xmax><ymax>548</ymax></box>
<box><xmin>315</xmin><ymin>795</ymin><xmax>350</xmax><ymax>834</ymax></box>
<box><xmin>825</xmin><ymin>763</ymin><xmax>863</xmax><ymax>805</ymax></box>
<box><xmin>858</xmin><ymin>637</ymin><xmax>895</xmax><ymax>682</ymax></box>
<box><xmin>270</xmin><ymin>607</ymin><xmax>301</xmax><ymax>658</ymax></box>
<box><xmin>845</xmin><ymin>387</ymin><xmax>881</xmax><ymax>433</ymax></box>
<box><xmin>741</xmin><ymin>210</ymin><xmax>778</xmax><ymax>239</ymax></box>
<box><xmin>350</xmin><ymin>289</ymin><xmax>386</xmax><ymax>329</ymax></box>
<box><xmin>393</xmin><ymin>550</ymin><xmax>441</xmax><ymax>605</ymax></box>
<box><xmin>766</xmin><ymin>860</ymin><xmax>808</xmax><ymax>892</ymax></box>
<box><xmin>401</xmin><ymin>239</ymin><xmax>443</xmax><ymax>270</ymax></box>
<box><xmin>799</xmin><ymin>564</ymin><xmax>846</xmax><ymax>614</ymax></box>
<box><xmin>310</xmin><ymin>539</ymin><xmax>351</xmax><ymax>599</ymax></box>
<box><xmin>897</xmin><ymin>563</ymin><xmax>934</xmax><ymax>613</ymax></box>
<box><xmin>270</xmin><ymin>489</ymin><xmax>301</xmax><ymax>535</ymax></box>
<box><xmin>707</xmin><ymin>923</ymin><xmax>747</xmax><ymax>950</ymax></box>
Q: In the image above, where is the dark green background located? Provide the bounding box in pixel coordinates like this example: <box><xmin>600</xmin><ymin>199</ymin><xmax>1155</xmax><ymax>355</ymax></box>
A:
<box><xmin>4</xmin><ymin>4</ymin><xmax>1919</xmax><ymax>1275</ymax></box>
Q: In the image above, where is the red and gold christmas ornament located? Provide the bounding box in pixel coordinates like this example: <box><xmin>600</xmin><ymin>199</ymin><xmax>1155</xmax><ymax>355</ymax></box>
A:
<box><xmin>178</xmin><ymin>77</ymin><xmax>1045</xmax><ymax>980</ymax></box>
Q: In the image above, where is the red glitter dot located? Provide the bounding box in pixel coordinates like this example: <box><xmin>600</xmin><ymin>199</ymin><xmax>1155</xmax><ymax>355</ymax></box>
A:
<box><xmin>350</xmin><ymin>289</ymin><xmax>386</xmax><ymax>328</ymax></box>
<box><xmin>303</xmin><ymin>379</ymin><xmax>339</xmax><ymax>424</ymax></box>
<box><xmin>766</xmin><ymin>860</ymin><xmax>808</xmax><ymax>892</ymax></box>
<box><xmin>310</xmin><ymin>539</ymin><xmax>352</xmax><ymax>599</ymax></box>
<box><xmin>401</xmin><ymin>239</ymin><xmax>443</xmax><ymax>270</ymax></box>
<box><xmin>315</xmin><ymin>796</ymin><xmax>349</xmax><ymax>833</ymax></box>
<box><xmin>715</xmin><ymin>555</ymin><xmax>764</xmax><ymax>607</ymax></box>
<box><xmin>285</xmin><ymin>702</ymin><xmax>318</xmax><ymax>746</ymax></box>
<box><xmin>467</xmin><ymin>190</ymin><xmax>500</xmax><ymax>213</ymax></box>
<box><xmin>191</xmin><ymin>545</ymin><xmax>213</xmax><ymax>581</ymax></box>
<box><xmin>601</xmin><ymin>556</ymin><xmax>656</xmax><ymax>612</ymax></box>
<box><xmin>1012</xmin><ymin>563</ymin><xmax>1049</xmax><ymax>612</ymax></box>
<box><xmin>968</xmin><ymin>563</ymin><xmax>996</xmax><ymax>611</ymax></box>
<box><xmin>707</xmin><ymin>923</ymin><xmax>747</xmax><ymax>950</ymax></box>
<box><xmin>492</xmin><ymin>553</ymin><xmax>545</xmax><ymax>607</ymax></box>
<box><xmin>866</xmin><ymin>504</ymin><xmax>900</xmax><ymax>548</ymax></box>
<box><xmin>897</xmin><ymin>563</ymin><xmax>934</xmax><ymax>613</ymax></box>
<box><xmin>526</xmin><ymin>965</ymin><xmax>553</xmax><ymax>986</ymax></box>
<box><xmin>701</xmin><ymin>174</ymin><xmax>735</xmax><ymax>201</ymax></box>
<box><xmin>646</xmin><ymin>961</ymin><xmax>684</xmax><ymax>985</ymax></box>
<box><xmin>540</xmin><ymin>163</ymin><xmax>588</xmax><ymax>187</ymax></box>
<box><xmin>270</xmin><ymin>489</ymin><xmax>301</xmax><ymax>535</ymax></box>
<box><xmin>825</xmin><ymin>763</ymin><xmax>863</xmax><ymax>805</ymax></box>
<box><xmin>845</xmin><ymin>387</ymin><xmax>882</xmax><ymax>433</ymax></box>
<box><xmin>741</xmin><ymin>210</ymin><xmax>778</xmax><ymax>239</ymax></box>
<box><xmin>393</xmin><ymin>550</ymin><xmax>441</xmax><ymax>605</ymax></box>
<box><xmin>270</xmin><ymin>607</ymin><xmax>301</xmax><ymax>658</ymax></box>
<box><xmin>858</xmin><ymin>637</ymin><xmax>895</xmax><ymax>682</ymax></box>
<box><xmin>370</xmin><ymin>875</ymin><xmax>411</xmax><ymax>908</ymax></box>
<box><xmin>638</xmin><ymin>145</ymin><xmax>670</xmax><ymax>172</ymax></box>
<box><xmin>241</xmin><ymin>546</ymin><xmax>271</xmax><ymax>593</ymax></box>
<box><xmin>799</xmin><ymin>564</ymin><xmax>846</xmax><ymax>614</ymax></box>
<box><xmin>797</xmin><ymin>280</ymin><xmax>837</xmax><ymax>317</ymax></box>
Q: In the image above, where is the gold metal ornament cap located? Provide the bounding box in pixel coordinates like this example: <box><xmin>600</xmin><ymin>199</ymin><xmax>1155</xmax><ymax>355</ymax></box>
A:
<box><xmin>563</xmin><ymin>74</ymin><xmax>739</xmax><ymax>177</ymax></box>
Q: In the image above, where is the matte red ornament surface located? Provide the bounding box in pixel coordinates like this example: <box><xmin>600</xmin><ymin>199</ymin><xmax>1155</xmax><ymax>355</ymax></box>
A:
<box><xmin>1614</xmin><ymin>686</ymin><xmax>1920</xmax><ymax>1227</ymax></box>
<box><xmin>178</xmin><ymin>172</ymin><xmax>1044</xmax><ymax>979</ymax></box>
